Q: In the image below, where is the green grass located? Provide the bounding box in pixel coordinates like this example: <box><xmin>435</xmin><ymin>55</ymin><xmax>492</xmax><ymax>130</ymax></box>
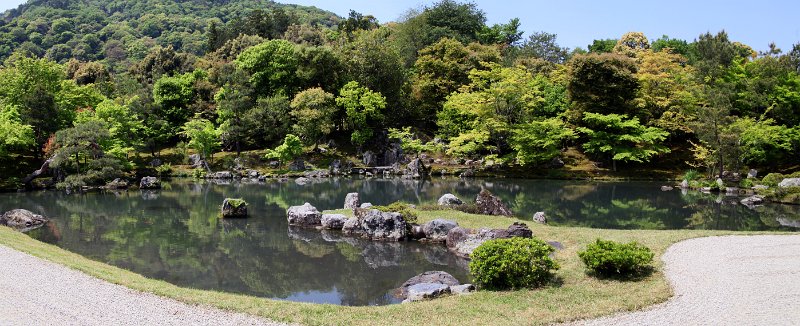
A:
<box><xmin>0</xmin><ymin>209</ymin><xmax>786</xmax><ymax>325</ymax></box>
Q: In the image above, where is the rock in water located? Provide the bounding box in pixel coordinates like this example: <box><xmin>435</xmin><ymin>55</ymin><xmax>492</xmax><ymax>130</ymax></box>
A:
<box><xmin>405</xmin><ymin>158</ymin><xmax>428</xmax><ymax>179</ymax></box>
<box><xmin>661</xmin><ymin>186</ymin><xmax>674</xmax><ymax>191</ymax></box>
<box><xmin>740</xmin><ymin>195</ymin><xmax>765</xmax><ymax>207</ymax></box>
<box><xmin>344</xmin><ymin>192</ymin><xmax>360</xmax><ymax>209</ymax></box>
<box><xmin>342</xmin><ymin>209</ymin><xmax>407</xmax><ymax>241</ymax></box>
<box><xmin>105</xmin><ymin>178</ymin><xmax>128</xmax><ymax>190</ymax></box>
<box><xmin>208</xmin><ymin>171</ymin><xmax>233</xmax><ymax>179</ymax></box>
<box><xmin>422</xmin><ymin>219</ymin><xmax>459</xmax><ymax>242</ymax></box>
<box><xmin>321</xmin><ymin>214</ymin><xmax>347</xmax><ymax>230</ymax></box>
<box><xmin>397</xmin><ymin>271</ymin><xmax>460</xmax><ymax>299</ymax></box>
<box><xmin>288</xmin><ymin>159</ymin><xmax>306</xmax><ymax>171</ymax></box>
<box><xmin>0</xmin><ymin>209</ymin><xmax>47</xmax><ymax>231</ymax></box>
<box><xmin>475</xmin><ymin>189</ymin><xmax>512</xmax><ymax>216</ymax></box>
<box><xmin>139</xmin><ymin>176</ymin><xmax>161</xmax><ymax>189</ymax></box>
<box><xmin>295</xmin><ymin>177</ymin><xmax>310</xmax><ymax>185</ymax></box>
<box><xmin>287</xmin><ymin>203</ymin><xmax>322</xmax><ymax>227</ymax></box>
<box><xmin>533</xmin><ymin>212</ymin><xmax>547</xmax><ymax>224</ymax></box>
<box><xmin>680</xmin><ymin>179</ymin><xmax>689</xmax><ymax>189</ymax></box>
<box><xmin>437</xmin><ymin>193</ymin><xmax>463</xmax><ymax>206</ymax></box>
<box><xmin>221</xmin><ymin>198</ymin><xmax>248</xmax><ymax>218</ymax></box>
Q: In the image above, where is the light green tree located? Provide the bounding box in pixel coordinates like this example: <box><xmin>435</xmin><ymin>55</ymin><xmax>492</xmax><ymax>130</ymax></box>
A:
<box><xmin>578</xmin><ymin>112</ymin><xmax>670</xmax><ymax>171</ymax></box>
<box><xmin>180</xmin><ymin>116</ymin><xmax>221</xmax><ymax>162</ymax></box>
<box><xmin>290</xmin><ymin>88</ymin><xmax>336</xmax><ymax>147</ymax></box>
<box><xmin>0</xmin><ymin>104</ymin><xmax>34</xmax><ymax>157</ymax></box>
<box><xmin>511</xmin><ymin>118</ymin><xmax>576</xmax><ymax>166</ymax></box>
<box><xmin>335</xmin><ymin>81</ymin><xmax>386</xmax><ymax>148</ymax></box>
<box><xmin>265</xmin><ymin>134</ymin><xmax>304</xmax><ymax>165</ymax></box>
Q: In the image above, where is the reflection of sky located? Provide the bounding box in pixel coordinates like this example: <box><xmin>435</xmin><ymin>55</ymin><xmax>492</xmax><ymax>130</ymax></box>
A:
<box><xmin>282</xmin><ymin>287</ymin><xmax>343</xmax><ymax>305</ymax></box>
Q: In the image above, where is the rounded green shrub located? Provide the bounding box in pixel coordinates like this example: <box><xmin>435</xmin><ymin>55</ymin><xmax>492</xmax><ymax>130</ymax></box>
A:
<box><xmin>469</xmin><ymin>237</ymin><xmax>559</xmax><ymax>290</ymax></box>
<box><xmin>578</xmin><ymin>239</ymin><xmax>654</xmax><ymax>276</ymax></box>
<box><xmin>761</xmin><ymin>173</ymin><xmax>785</xmax><ymax>187</ymax></box>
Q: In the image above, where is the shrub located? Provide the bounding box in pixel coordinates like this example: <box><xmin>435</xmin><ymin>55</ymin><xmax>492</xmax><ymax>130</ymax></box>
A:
<box><xmin>683</xmin><ymin>169</ymin><xmax>700</xmax><ymax>182</ymax></box>
<box><xmin>469</xmin><ymin>237</ymin><xmax>559</xmax><ymax>290</ymax></box>
<box><xmin>374</xmin><ymin>201</ymin><xmax>418</xmax><ymax>224</ymax></box>
<box><xmin>761</xmin><ymin>173</ymin><xmax>784</xmax><ymax>187</ymax></box>
<box><xmin>155</xmin><ymin>163</ymin><xmax>172</xmax><ymax>177</ymax></box>
<box><xmin>578</xmin><ymin>239</ymin><xmax>654</xmax><ymax>277</ymax></box>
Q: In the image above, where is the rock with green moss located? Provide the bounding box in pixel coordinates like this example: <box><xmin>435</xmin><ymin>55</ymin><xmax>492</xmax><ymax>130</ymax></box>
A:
<box><xmin>221</xmin><ymin>198</ymin><xmax>248</xmax><ymax>218</ymax></box>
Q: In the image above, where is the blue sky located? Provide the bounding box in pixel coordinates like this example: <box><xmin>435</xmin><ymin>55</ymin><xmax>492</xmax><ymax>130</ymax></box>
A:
<box><xmin>2</xmin><ymin>0</ymin><xmax>798</xmax><ymax>52</ymax></box>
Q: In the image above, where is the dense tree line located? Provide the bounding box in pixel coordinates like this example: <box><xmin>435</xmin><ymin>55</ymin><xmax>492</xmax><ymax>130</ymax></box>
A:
<box><xmin>0</xmin><ymin>0</ymin><xmax>799</xmax><ymax>188</ymax></box>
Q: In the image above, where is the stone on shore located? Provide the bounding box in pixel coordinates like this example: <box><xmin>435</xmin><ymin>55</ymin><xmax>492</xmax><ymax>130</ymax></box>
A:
<box><xmin>533</xmin><ymin>212</ymin><xmax>547</xmax><ymax>224</ymax></box>
<box><xmin>321</xmin><ymin>214</ymin><xmax>347</xmax><ymax>230</ymax></box>
<box><xmin>476</xmin><ymin>189</ymin><xmax>512</xmax><ymax>216</ymax></box>
<box><xmin>287</xmin><ymin>203</ymin><xmax>322</xmax><ymax>227</ymax></box>
<box><xmin>0</xmin><ymin>209</ymin><xmax>47</xmax><ymax>231</ymax></box>
<box><xmin>403</xmin><ymin>283</ymin><xmax>451</xmax><ymax>303</ymax></box>
<box><xmin>779</xmin><ymin>178</ymin><xmax>800</xmax><ymax>188</ymax></box>
<box><xmin>437</xmin><ymin>193</ymin><xmax>463</xmax><ymax>206</ymax></box>
<box><xmin>342</xmin><ymin>209</ymin><xmax>407</xmax><ymax>241</ymax></box>
<box><xmin>344</xmin><ymin>193</ymin><xmax>360</xmax><ymax>209</ymax></box>
<box><xmin>422</xmin><ymin>219</ymin><xmax>459</xmax><ymax>242</ymax></box>
<box><xmin>396</xmin><ymin>271</ymin><xmax>460</xmax><ymax>299</ymax></box>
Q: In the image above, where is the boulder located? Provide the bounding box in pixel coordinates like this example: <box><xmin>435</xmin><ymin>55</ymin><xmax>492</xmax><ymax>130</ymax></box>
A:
<box><xmin>437</xmin><ymin>193</ymin><xmax>463</xmax><ymax>206</ymax></box>
<box><xmin>740</xmin><ymin>195</ymin><xmax>765</xmax><ymax>207</ymax></box>
<box><xmin>149</xmin><ymin>158</ymin><xmax>162</xmax><ymax>167</ymax></box>
<box><xmin>384</xmin><ymin>142</ymin><xmax>404</xmax><ymax>166</ymax></box>
<box><xmin>295</xmin><ymin>177</ymin><xmax>310</xmax><ymax>185</ymax></box>
<box><xmin>533</xmin><ymin>212</ymin><xmax>547</xmax><ymax>224</ymax></box>
<box><xmin>403</xmin><ymin>283</ymin><xmax>451</xmax><ymax>303</ymax></box>
<box><xmin>344</xmin><ymin>192</ymin><xmax>360</xmax><ymax>209</ymax></box>
<box><xmin>321</xmin><ymin>214</ymin><xmax>347</xmax><ymax>230</ymax></box>
<box><xmin>288</xmin><ymin>159</ymin><xmax>306</xmax><ymax>171</ymax></box>
<box><xmin>460</xmin><ymin>169</ymin><xmax>475</xmax><ymax>178</ymax></box>
<box><xmin>397</xmin><ymin>271</ymin><xmax>460</xmax><ymax>299</ymax></box>
<box><xmin>661</xmin><ymin>186</ymin><xmax>674</xmax><ymax>191</ymax></box>
<box><xmin>779</xmin><ymin>178</ymin><xmax>800</xmax><ymax>188</ymax></box>
<box><xmin>139</xmin><ymin>176</ymin><xmax>161</xmax><ymax>189</ymax></box>
<box><xmin>188</xmin><ymin>154</ymin><xmax>202</xmax><ymax>166</ymax></box>
<box><xmin>548</xmin><ymin>157</ymin><xmax>565</xmax><ymax>168</ymax></box>
<box><xmin>680</xmin><ymin>179</ymin><xmax>689</xmax><ymax>189</ymax></box>
<box><xmin>0</xmin><ymin>209</ymin><xmax>47</xmax><ymax>231</ymax></box>
<box><xmin>716</xmin><ymin>178</ymin><xmax>725</xmax><ymax>189</ymax></box>
<box><xmin>342</xmin><ymin>209</ymin><xmax>407</xmax><ymax>241</ymax></box>
<box><xmin>105</xmin><ymin>178</ymin><xmax>128</xmax><ymax>190</ymax></box>
<box><xmin>221</xmin><ymin>198</ymin><xmax>248</xmax><ymax>218</ymax></box>
<box><xmin>360</xmin><ymin>203</ymin><xmax>373</xmax><ymax>209</ymax></box>
<box><xmin>208</xmin><ymin>171</ymin><xmax>233</xmax><ymax>179</ymax></box>
<box><xmin>287</xmin><ymin>203</ymin><xmax>322</xmax><ymax>227</ymax></box>
<box><xmin>232</xmin><ymin>157</ymin><xmax>244</xmax><ymax>171</ymax></box>
<box><xmin>494</xmin><ymin>222</ymin><xmax>533</xmax><ymax>238</ymax></box>
<box><xmin>245</xmin><ymin>170</ymin><xmax>260</xmax><ymax>178</ymax></box>
<box><xmin>448</xmin><ymin>223</ymin><xmax>533</xmax><ymax>258</ymax></box>
<box><xmin>476</xmin><ymin>189</ymin><xmax>512</xmax><ymax>216</ymax></box>
<box><xmin>409</xmin><ymin>224</ymin><xmax>426</xmax><ymax>240</ymax></box>
<box><xmin>747</xmin><ymin>169</ymin><xmax>758</xmax><ymax>179</ymax></box>
<box><xmin>329</xmin><ymin>160</ymin><xmax>343</xmax><ymax>175</ymax></box>
<box><xmin>777</xmin><ymin>217</ymin><xmax>800</xmax><ymax>229</ymax></box>
<box><xmin>405</xmin><ymin>158</ymin><xmax>428</xmax><ymax>179</ymax></box>
<box><xmin>422</xmin><ymin>219</ymin><xmax>459</xmax><ymax>242</ymax></box>
<box><xmin>362</xmin><ymin>151</ymin><xmax>377</xmax><ymax>167</ymax></box>
<box><xmin>304</xmin><ymin>170</ymin><xmax>329</xmax><ymax>178</ymax></box>
<box><xmin>449</xmin><ymin>284</ymin><xmax>476</xmax><ymax>295</ymax></box>
<box><xmin>445</xmin><ymin>227</ymin><xmax>471</xmax><ymax>250</ymax></box>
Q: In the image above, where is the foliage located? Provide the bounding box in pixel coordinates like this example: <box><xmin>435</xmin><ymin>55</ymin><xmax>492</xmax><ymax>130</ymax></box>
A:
<box><xmin>578</xmin><ymin>239</ymin><xmax>654</xmax><ymax>277</ymax></box>
<box><xmin>388</xmin><ymin>127</ymin><xmax>439</xmax><ymax>157</ymax></box>
<box><xmin>335</xmin><ymin>81</ymin><xmax>386</xmax><ymax>147</ymax></box>
<box><xmin>567</xmin><ymin>53</ymin><xmax>639</xmax><ymax>118</ymax></box>
<box><xmin>469</xmin><ymin>237</ymin><xmax>559</xmax><ymax>290</ymax></box>
<box><xmin>155</xmin><ymin>163</ymin><xmax>172</xmax><ymax>177</ymax></box>
<box><xmin>683</xmin><ymin>169</ymin><xmax>701</xmax><ymax>182</ymax></box>
<box><xmin>511</xmin><ymin>118</ymin><xmax>576</xmax><ymax>165</ymax></box>
<box><xmin>180</xmin><ymin>117</ymin><xmax>220</xmax><ymax>161</ymax></box>
<box><xmin>374</xmin><ymin>202</ymin><xmax>419</xmax><ymax>225</ymax></box>
<box><xmin>290</xmin><ymin>88</ymin><xmax>337</xmax><ymax>146</ymax></box>
<box><xmin>235</xmin><ymin>39</ymin><xmax>299</xmax><ymax>97</ymax></box>
<box><xmin>265</xmin><ymin>134</ymin><xmax>304</xmax><ymax>165</ymax></box>
<box><xmin>50</xmin><ymin>120</ymin><xmax>123</xmax><ymax>187</ymax></box>
<box><xmin>0</xmin><ymin>104</ymin><xmax>35</xmax><ymax>156</ymax></box>
<box><xmin>578</xmin><ymin>112</ymin><xmax>670</xmax><ymax>170</ymax></box>
<box><xmin>613</xmin><ymin>32</ymin><xmax>650</xmax><ymax>58</ymax></box>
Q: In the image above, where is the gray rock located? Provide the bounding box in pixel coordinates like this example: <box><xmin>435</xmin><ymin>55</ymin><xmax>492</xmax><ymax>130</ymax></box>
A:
<box><xmin>188</xmin><ymin>154</ymin><xmax>202</xmax><ymax>166</ymax></box>
<box><xmin>342</xmin><ymin>209</ymin><xmax>407</xmax><ymax>241</ymax></box>
<box><xmin>716</xmin><ymin>178</ymin><xmax>725</xmax><ymax>189</ymax></box>
<box><xmin>422</xmin><ymin>219</ymin><xmax>459</xmax><ymax>242</ymax></box>
<box><xmin>409</xmin><ymin>224</ymin><xmax>426</xmax><ymax>240</ymax></box>
<box><xmin>406</xmin><ymin>158</ymin><xmax>428</xmax><ymax>179</ymax></box>
<box><xmin>360</xmin><ymin>203</ymin><xmax>373</xmax><ymax>209</ymax></box>
<box><xmin>149</xmin><ymin>158</ymin><xmax>162</xmax><ymax>167</ymax></box>
<box><xmin>494</xmin><ymin>222</ymin><xmax>533</xmax><ymax>238</ymax></box>
<box><xmin>321</xmin><ymin>214</ymin><xmax>347</xmax><ymax>230</ymax></box>
<box><xmin>777</xmin><ymin>217</ymin><xmax>800</xmax><ymax>228</ymax></box>
<box><xmin>287</xmin><ymin>203</ymin><xmax>322</xmax><ymax>227</ymax></box>
<box><xmin>533</xmin><ymin>212</ymin><xmax>547</xmax><ymax>224</ymax></box>
<box><xmin>779</xmin><ymin>178</ymin><xmax>800</xmax><ymax>188</ymax></box>
<box><xmin>680</xmin><ymin>179</ymin><xmax>689</xmax><ymax>189</ymax></box>
<box><xmin>139</xmin><ymin>176</ymin><xmax>161</xmax><ymax>189</ymax></box>
<box><xmin>740</xmin><ymin>195</ymin><xmax>765</xmax><ymax>207</ymax></box>
<box><xmin>476</xmin><ymin>189</ymin><xmax>512</xmax><ymax>216</ymax></box>
<box><xmin>449</xmin><ymin>284</ymin><xmax>476</xmax><ymax>295</ymax></box>
<box><xmin>748</xmin><ymin>169</ymin><xmax>758</xmax><ymax>179</ymax></box>
<box><xmin>329</xmin><ymin>160</ymin><xmax>342</xmax><ymax>175</ymax></box>
<box><xmin>0</xmin><ymin>209</ymin><xmax>47</xmax><ymax>232</ymax></box>
<box><xmin>403</xmin><ymin>283</ymin><xmax>451</xmax><ymax>303</ymax></box>
<box><xmin>304</xmin><ymin>170</ymin><xmax>329</xmax><ymax>178</ymax></box>
<box><xmin>245</xmin><ymin>170</ymin><xmax>260</xmax><ymax>178</ymax></box>
<box><xmin>661</xmin><ymin>186</ymin><xmax>674</xmax><ymax>191</ymax></box>
<box><xmin>362</xmin><ymin>151</ymin><xmax>376</xmax><ymax>167</ymax></box>
<box><xmin>295</xmin><ymin>177</ymin><xmax>310</xmax><ymax>185</ymax></box>
<box><xmin>437</xmin><ymin>193</ymin><xmax>463</xmax><ymax>206</ymax></box>
<box><xmin>221</xmin><ymin>198</ymin><xmax>248</xmax><ymax>218</ymax></box>
<box><xmin>384</xmin><ymin>142</ymin><xmax>404</xmax><ymax>166</ymax></box>
<box><xmin>549</xmin><ymin>157</ymin><xmax>565</xmax><ymax>168</ymax></box>
<box><xmin>344</xmin><ymin>192</ymin><xmax>360</xmax><ymax>209</ymax></box>
<box><xmin>446</xmin><ymin>227</ymin><xmax>471</xmax><ymax>250</ymax></box>
<box><xmin>105</xmin><ymin>178</ymin><xmax>128</xmax><ymax>190</ymax></box>
<box><xmin>725</xmin><ymin>187</ymin><xmax>740</xmax><ymax>196</ymax></box>
<box><xmin>208</xmin><ymin>171</ymin><xmax>233</xmax><ymax>179</ymax></box>
<box><xmin>447</xmin><ymin>223</ymin><xmax>533</xmax><ymax>258</ymax></box>
<box><xmin>459</xmin><ymin>169</ymin><xmax>475</xmax><ymax>178</ymax></box>
<box><xmin>397</xmin><ymin>271</ymin><xmax>460</xmax><ymax>299</ymax></box>
<box><xmin>365</xmin><ymin>172</ymin><xmax>374</xmax><ymax>177</ymax></box>
<box><xmin>288</xmin><ymin>159</ymin><xmax>306</xmax><ymax>171</ymax></box>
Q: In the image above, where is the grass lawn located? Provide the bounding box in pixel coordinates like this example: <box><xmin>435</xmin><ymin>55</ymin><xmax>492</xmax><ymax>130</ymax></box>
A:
<box><xmin>0</xmin><ymin>208</ymin><xmax>783</xmax><ymax>325</ymax></box>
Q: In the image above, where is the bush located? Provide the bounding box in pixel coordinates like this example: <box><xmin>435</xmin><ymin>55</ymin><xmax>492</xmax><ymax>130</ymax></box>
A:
<box><xmin>469</xmin><ymin>237</ymin><xmax>559</xmax><ymax>290</ymax></box>
<box><xmin>155</xmin><ymin>163</ymin><xmax>172</xmax><ymax>177</ymax></box>
<box><xmin>578</xmin><ymin>239</ymin><xmax>654</xmax><ymax>277</ymax></box>
<box><xmin>683</xmin><ymin>169</ymin><xmax>700</xmax><ymax>182</ymax></box>
<box><xmin>761</xmin><ymin>173</ymin><xmax>784</xmax><ymax>187</ymax></box>
<box><xmin>374</xmin><ymin>201</ymin><xmax>418</xmax><ymax>224</ymax></box>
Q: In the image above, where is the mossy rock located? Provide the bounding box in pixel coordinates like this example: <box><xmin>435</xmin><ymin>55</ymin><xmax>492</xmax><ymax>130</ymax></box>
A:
<box><xmin>222</xmin><ymin>198</ymin><xmax>248</xmax><ymax>218</ymax></box>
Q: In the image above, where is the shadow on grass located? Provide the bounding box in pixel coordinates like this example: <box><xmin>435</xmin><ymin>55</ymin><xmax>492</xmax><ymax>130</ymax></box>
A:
<box><xmin>585</xmin><ymin>266</ymin><xmax>656</xmax><ymax>282</ymax></box>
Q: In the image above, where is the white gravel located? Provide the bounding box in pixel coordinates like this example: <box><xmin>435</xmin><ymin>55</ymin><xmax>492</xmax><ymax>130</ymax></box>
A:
<box><xmin>573</xmin><ymin>235</ymin><xmax>800</xmax><ymax>326</ymax></box>
<box><xmin>0</xmin><ymin>245</ymin><xmax>286</xmax><ymax>326</ymax></box>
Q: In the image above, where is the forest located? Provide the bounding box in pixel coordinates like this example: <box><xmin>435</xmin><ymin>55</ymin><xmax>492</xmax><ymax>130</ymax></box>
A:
<box><xmin>0</xmin><ymin>0</ymin><xmax>799</xmax><ymax>189</ymax></box>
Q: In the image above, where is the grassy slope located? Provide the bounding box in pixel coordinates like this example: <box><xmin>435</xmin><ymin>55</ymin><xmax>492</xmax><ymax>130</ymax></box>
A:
<box><xmin>0</xmin><ymin>209</ymin><xmax>783</xmax><ymax>325</ymax></box>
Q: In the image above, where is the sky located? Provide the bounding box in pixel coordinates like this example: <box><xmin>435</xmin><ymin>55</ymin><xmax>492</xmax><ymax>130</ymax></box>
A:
<box><xmin>1</xmin><ymin>0</ymin><xmax>798</xmax><ymax>52</ymax></box>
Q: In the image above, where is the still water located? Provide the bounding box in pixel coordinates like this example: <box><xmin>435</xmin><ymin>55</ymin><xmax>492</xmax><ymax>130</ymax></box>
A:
<box><xmin>2</xmin><ymin>177</ymin><xmax>798</xmax><ymax>305</ymax></box>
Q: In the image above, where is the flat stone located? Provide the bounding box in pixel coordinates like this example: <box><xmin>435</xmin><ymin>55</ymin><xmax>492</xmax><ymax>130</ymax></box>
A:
<box><xmin>449</xmin><ymin>284</ymin><xmax>476</xmax><ymax>295</ymax></box>
<box><xmin>403</xmin><ymin>283</ymin><xmax>451</xmax><ymax>303</ymax></box>
<box><xmin>321</xmin><ymin>214</ymin><xmax>347</xmax><ymax>230</ymax></box>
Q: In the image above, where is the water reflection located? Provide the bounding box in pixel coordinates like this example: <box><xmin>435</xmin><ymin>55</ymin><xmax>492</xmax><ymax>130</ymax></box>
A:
<box><xmin>1</xmin><ymin>177</ymin><xmax>797</xmax><ymax>306</ymax></box>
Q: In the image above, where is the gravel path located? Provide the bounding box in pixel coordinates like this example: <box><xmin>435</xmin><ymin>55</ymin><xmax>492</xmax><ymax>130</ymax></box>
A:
<box><xmin>573</xmin><ymin>235</ymin><xmax>800</xmax><ymax>325</ymax></box>
<box><xmin>0</xmin><ymin>245</ymin><xmax>286</xmax><ymax>326</ymax></box>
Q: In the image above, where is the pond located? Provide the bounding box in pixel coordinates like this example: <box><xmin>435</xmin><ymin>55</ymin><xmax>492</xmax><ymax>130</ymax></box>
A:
<box><xmin>2</xmin><ymin>177</ymin><xmax>798</xmax><ymax>306</ymax></box>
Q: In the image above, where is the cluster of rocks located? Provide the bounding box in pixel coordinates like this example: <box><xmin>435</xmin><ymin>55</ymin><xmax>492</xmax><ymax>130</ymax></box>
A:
<box><xmin>0</xmin><ymin>209</ymin><xmax>48</xmax><ymax>232</ymax></box>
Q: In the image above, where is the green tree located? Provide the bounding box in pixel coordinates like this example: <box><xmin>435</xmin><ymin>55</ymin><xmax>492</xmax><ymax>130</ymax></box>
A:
<box><xmin>511</xmin><ymin>118</ymin><xmax>576</xmax><ymax>166</ymax></box>
<box><xmin>265</xmin><ymin>134</ymin><xmax>303</xmax><ymax>165</ymax></box>
<box><xmin>613</xmin><ymin>32</ymin><xmax>650</xmax><ymax>58</ymax></box>
<box><xmin>76</xmin><ymin>98</ymin><xmax>143</xmax><ymax>161</ymax></box>
<box><xmin>51</xmin><ymin>120</ymin><xmax>123</xmax><ymax>188</ymax></box>
<box><xmin>290</xmin><ymin>88</ymin><xmax>337</xmax><ymax>146</ymax></box>
<box><xmin>588</xmin><ymin>39</ymin><xmax>617</xmax><ymax>53</ymax></box>
<box><xmin>567</xmin><ymin>53</ymin><xmax>639</xmax><ymax>119</ymax></box>
<box><xmin>0</xmin><ymin>104</ymin><xmax>35</xmax><ymax>157</ymax></box>
<box><xmin>578</xmin><ymin>112</ymin><xmax>670</xmax><ymax>171</ymax></box>
<box><xmin>235</xmin><ymin>39</ymin><xmax>299</xmax><ymax>97</ymax></box>
<box><xmin>518</xmin><ymin>31</ymin><xmax>570</xmax><ymax>64</ymax></box>
<box><xmin>180</xmin><ymin>117</ymin><xmax>221</xmax><ymax>162</ymax></box>
<box><xmin>335</xmin><ymin>81</ymin><xmax>386</xmax><ymax>148</ymax></box>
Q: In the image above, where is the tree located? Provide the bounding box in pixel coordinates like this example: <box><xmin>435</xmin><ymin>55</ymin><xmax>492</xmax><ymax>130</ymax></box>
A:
<box><xmin>651</xmin><ymin>35</ymin><xmax>692</xmax><ymax>58</ymax></box>
<box><xmin>423</xmin><ymin>0</ymin><xmax>487</xmax><ymax>45</ymax></box>
<box><xmin>265</xmin><ymin>134</ymin><xmax>303</xmax><ymax>165</ymax></box>
<box><xmin>214</xmin><ymin>67</ymin><xmax>253</xmax><ymax>155</ymax></box>
<box><xmin>338</xmin><ymin>10</ymin><xmax>379</xmax><ymax>40</ymax></box>
<box><xmin>613</xmin><ymin>32</ymin><xmax>650</xmax><ymax>57</ymax></box>
<box><xmin>235</xmin><ymin>39</ymin><xmax>299</xmax><ymax>97</ymax></box>
<box><xmin>686</xmin><ymin>86</ymin><xmax>737</xmax><ymax>177</ymax></box>
<box><xmin>0</xmin><ymin>104</ymin><xmax>34</xmax><ymax>157</ymax></box>
<box><xmin>335</xmin><ymin>81</ymin><xmax>386</xmax><ymax>148</ymax></box>
<box><xmin>50</xmin><ymin>120</ymin><xmax>123</xmax><ymax>188</ymax></box>
<box><xmin>181</xmin><ymin>117</ymin><xmax>221</xmax><ymax>162</ymax></box>
<box><xmin>477</xmin><ymin>18</ymin><xmax>523</xmax><ymax>47</ymax></box>
<box><xmin>519</xmin><ymin>31</ymin><xmax>570</xmax><ymax>64</ymax></box>
<box><xmin>588</xmin><ymin>39</ymin><xmax>617</xmax><ymax>53</ymax></box>
<box><xmin>567</xmin><ymin>53</ymin><xmax>639</xmax><ymax>118</ymax></box>
<box><xmin>731</xmin><ymin>117</ymin><xmax>797</xmax><ymax>166</ymax></box>
<box><xmin>290</xmin><ymin>88</ymin><xmax>337</xmax><ymax>146</ymax></box>
<box><xmin>388</xmin><ymin>127</ymin><xmax>438</xmax><ymax>157</ymax></box>
<box><xmin>578</xmin><ymin>112</ymin><xmax>670</xmax><ymax>171</ymax></box>
<box><xmin>242</xmin><ymin>94</ymin><xmax>292</xmax><ymax>147</ymax></box>
<box><xmin>511</xmin><ymin>117</ymin><xmax>576</xmax><ymax>166</ymax></box>
<box><xmin>633</xmin><ymin>50</ymin><xmax>697</xmax><ymax>128</ymax></box>
<box><xmin>76</xmin><ymin>98</ymin><xmax>143</xmax><ymax>161</ymax></box>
